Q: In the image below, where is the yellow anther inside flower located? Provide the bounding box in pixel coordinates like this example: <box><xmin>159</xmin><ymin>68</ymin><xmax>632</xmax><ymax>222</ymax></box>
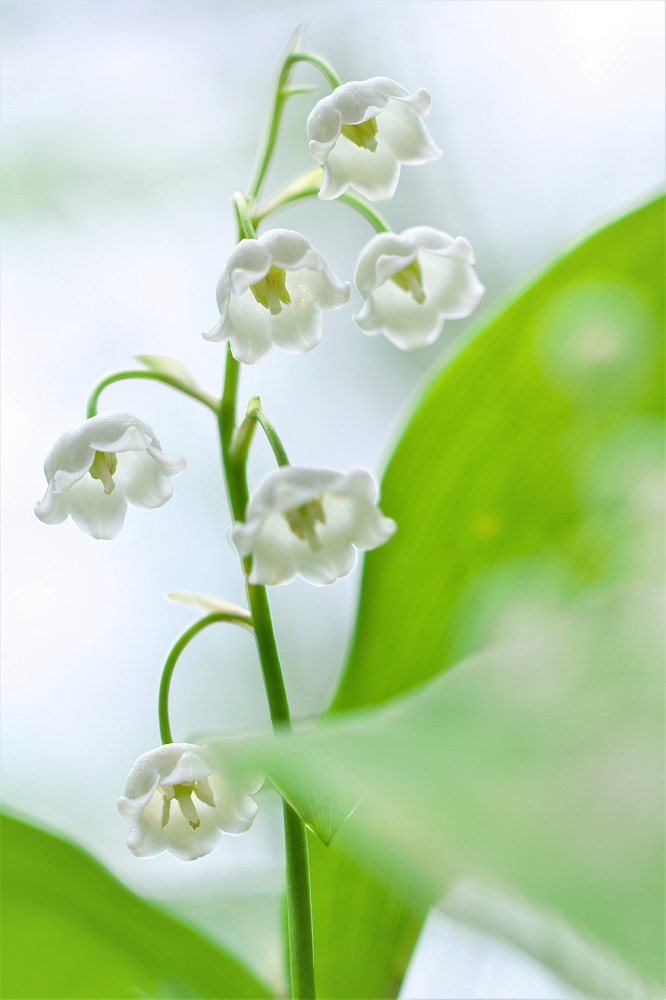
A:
<box><xmin>159</xmin><ymin>779</ymin><xmax>216</xmax><ymax>831</ymax></box>
<box><xmin>89</xmin><ymin>451</ymin><xmax>118</xmax><ymax>494</ymax></box>
<box><xmin>285</xmin><ymin>498</ymin><xmax>326</xmax><ymax>551</ymax></box>
<box><xmin>341</xmin><ymin>117</ymin><xmax>379</xmax><ymax>152</ymax></box>
<box><xmin>250</xmin><ymin>265</ymin><xmax>292</xmax><ymax>315</ymax></box>
<box><xmin>391</xmin><ymin>258</ymin><xmax>426</xmax><ymax>304</ymax></box>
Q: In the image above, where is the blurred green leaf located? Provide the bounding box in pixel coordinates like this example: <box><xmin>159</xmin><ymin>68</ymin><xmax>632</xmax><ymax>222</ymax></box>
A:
<box><xmin>213</xmin><ymin>554</ymin><xmax>664</xmax><ymax>996</ymax></box>
<box><xmin>304</xmin><ymin>196</ymin><xmax>665</xmax><ymax>997</ymax></box>
<box><xmin>0</xmin><ymin>812</ymin><xmax>273</xmax><ymax>999</ymax></box>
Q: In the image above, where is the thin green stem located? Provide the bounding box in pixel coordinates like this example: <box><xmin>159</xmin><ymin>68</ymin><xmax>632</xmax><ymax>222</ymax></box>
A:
<box><xmin>217</xmin><ymin>345</ymin><xmax>315</xmax><ymax>997</ymax></box>
<box><xmin>247</xmin><ymin>26</ymin><xmax>340</xmax><ymax>199</ymax></box>
<box><xmin>234</xmin><ymin>191</ymin><xmax>257</xmax><ymax>240</ymax></box>
<box><xmin>283</xmin><ymin>805</ymin><xmax>316</xmax><ymax>999</ymax></box>
<box><xmin>338</xmin><ymin>192</ymin><xmax>391</xmax><ymax>233</ymax></box>
<box><xmin>287</xmin><ymin>52</ymin><xmax>341</xmax><ymax>91</ymax></box>
<box><xmin>234</xmin><ymin>397</ymin><xmax>291</xmax><ymax>469</ymax></box>
<box><xmin>86</xmin><ymin>370</ymin><xmax>218</xmax><ymax>420</ymax></box>
<box><xmin>251</xmin><ymin>174</ymin><xmax>392</xmax><ymax>237</ymax></box>
<box><xmin>158</xmin><ymin>611</ymin><xmax>253</xmax><ymax>745</ymax></box>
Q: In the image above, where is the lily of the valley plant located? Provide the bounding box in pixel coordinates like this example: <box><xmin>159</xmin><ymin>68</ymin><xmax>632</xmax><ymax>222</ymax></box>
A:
<box><xmin>35</xmin><ymin>27</ymin><xmax>483</xmax><ymax>999</ymax></box>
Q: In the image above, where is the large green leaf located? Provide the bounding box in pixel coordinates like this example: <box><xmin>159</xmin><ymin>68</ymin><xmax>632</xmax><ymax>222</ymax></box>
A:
<box><xmin>303</xmin><ymin>197</ymin><xmax>664</xmax><ymax>997</ymax></box>
<box><xmin>212</xmin><ymin>551</ymin><xmax>664</xmax><ymax>995</ymax></box>
<box><xmin>0</xmin><ymin>812</ymin><xmax>272</xmax><ymax>999</ymax></box>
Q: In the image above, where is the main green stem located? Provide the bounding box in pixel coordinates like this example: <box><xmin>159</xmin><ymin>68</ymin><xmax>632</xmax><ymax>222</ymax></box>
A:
<box><xmin>218</xmin><ymin>345</ymin><xmax>316</xmax><ymax>999</ymax></box>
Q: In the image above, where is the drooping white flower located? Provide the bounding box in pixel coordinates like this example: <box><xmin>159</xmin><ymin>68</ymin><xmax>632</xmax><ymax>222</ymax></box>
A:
<box><xmin>204</xmin><ymin>229</ymin><xmax>350</xmax><ymax>365</ymax></box>
<box><xmin>34</xmin><ymin>410</ymin><xmax>186</xmax><ymax>540</ymax></box>
<box><xmin>118</xmin><ymin>743</ymin><xmax>262</xmax><ymax>862</ymax></box>
<box><xmin>354</xmin><ymin>226</ymin><xmax>485</xmax><ymax>350</ymax></box>
<box><xmin>307</xmin><ymin>77</ymin><xmax>442</xmax><ymax>203</ymax></box>
<box><xmin>232</xmin><ymin>466</ymin><xmax>396</xmax><ymax>586</ymax></box>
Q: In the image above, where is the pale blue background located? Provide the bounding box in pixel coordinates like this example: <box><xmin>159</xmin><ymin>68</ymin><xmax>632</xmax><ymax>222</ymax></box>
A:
<box><xmin>1</xmin><ymin>1</ymin><xmax>664</xmax><ymax>995</ymax></box>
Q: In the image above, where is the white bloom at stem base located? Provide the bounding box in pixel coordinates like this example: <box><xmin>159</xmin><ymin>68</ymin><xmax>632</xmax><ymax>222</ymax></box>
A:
<box><xmin>118</xmin><ymin>743</ymin><xmax>262</xmax><ymax>862</ymax></box>
<box><xmin>34</xmin><ymin>411</ymin><xmax>186</xmax><ymax>540</ymax></box>
<box><xmin>204</xmin><ymin>229</ymin><xmax>350</xmax><ymax>365</ymax></box>
<box><xmin>232</xmin><ymin>467</ymin><xmax>396</xmax><ymax>586</ymax></box>
<box><xmin>354</xmin><ymin>226</ymin><xmax>485</xmax><ymax>350</ymax></box>
<box><xmin>307</xmin><ymin>77</ymin><xmax>441</xmax><ymax>203</ymax></box>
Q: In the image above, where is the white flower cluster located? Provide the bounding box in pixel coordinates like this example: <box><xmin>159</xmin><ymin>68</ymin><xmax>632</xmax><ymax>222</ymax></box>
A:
<box><xmin>206</xmin><ymin>76</ymin><xmax>484</xmax><ymax>363</ymax></box>
<box><xmin>35</xmin><ymin>62</ymin><xmax>485</xmax><ymax>864</ymax></box>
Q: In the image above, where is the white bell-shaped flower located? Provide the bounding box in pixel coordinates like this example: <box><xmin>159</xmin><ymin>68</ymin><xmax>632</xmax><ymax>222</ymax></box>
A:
<box><xmin>354</xmin><ymin>226</ymin><xmax>485</xmax><ymax>350</ymax></box>
<box><xmin>204</xmin><ymin>229</ymin><xmax>350</xmax><ymax>365</ymax></box>
<box><xmin>232</xmin><ymin>466</ymin><xmax>396</xmax><ymax>586</ymax></box>
<box><xmin>34</xmin><ymin>410</ymin><xmax>186</xmax><ymax>540</ymax></box>
<box><xmin>307</xmin><ymin>77</ymin><xmax>442</xmax><ymax>202</ymax></box>
<box><xmin>118</xmin><ymin>743</ymin><xmax>262</xmax><ymax>862</ymax></box>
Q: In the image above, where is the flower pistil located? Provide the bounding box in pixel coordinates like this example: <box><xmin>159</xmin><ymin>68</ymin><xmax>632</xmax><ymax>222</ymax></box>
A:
<box><xmin>391</xmin><ymin>259</ymin><xmax>426</xmax><ymax>304</ymax></box>
<box><xmin>340</xmin><ymin>117</ymin><xmax>378</xmax><ymax>152</ymax></box>
<box><xmin>159</xmin><ymin>778</ymin><xmax>216</xmax><ymax>831</ymax></box>
<box><xmin>89</xmin><ymin>450</ymin><xmax>118</xmax><ymax>494</ymax></box>
<box><xmin>250</xmin><ymin>264</ymin><xmax>292</xmax><ymax>315</ymax></box>
<box><xmin>285</xmin><ymin>497</ymin><xmax>327</xmax><ymax>550</ymax></box>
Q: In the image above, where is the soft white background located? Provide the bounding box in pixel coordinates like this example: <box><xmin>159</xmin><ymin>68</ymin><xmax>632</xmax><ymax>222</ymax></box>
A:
<box><xmin>1</xmin><ymin>1</ymin><xmax>664</xmax><ymax>996</ymax></box>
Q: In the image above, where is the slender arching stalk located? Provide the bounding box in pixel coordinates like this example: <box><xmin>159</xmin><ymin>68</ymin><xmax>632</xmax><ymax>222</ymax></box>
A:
<box><xmin>86</xmin><ymin>370</ymin><xmax>218</xmax><ymax>420</ymax></box>
<box><xmin>158</xmin><ymin>612</ymin><xmax>253</xmax><ymax>745</ymax></box>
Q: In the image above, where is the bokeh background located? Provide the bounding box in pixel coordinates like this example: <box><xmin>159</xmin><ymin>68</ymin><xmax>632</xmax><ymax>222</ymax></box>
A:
<box><xmin>1</xmin><ymin>1</ymin><xmax>664</xmax><ymax>996</ymax></box>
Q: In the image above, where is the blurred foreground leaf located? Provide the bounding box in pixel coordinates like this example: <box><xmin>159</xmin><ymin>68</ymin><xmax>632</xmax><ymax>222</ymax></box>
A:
<box><xmin>297</xmin><ymin>197</ymin><xmax>664</xmax><ymax>997</ymax></box>
<box><xmin>0</xmin><ymin>812</ymin><xmax>272</xmax><ymax>999</ymax></box>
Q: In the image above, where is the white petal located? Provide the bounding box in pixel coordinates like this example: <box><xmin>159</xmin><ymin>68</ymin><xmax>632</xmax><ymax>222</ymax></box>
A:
<box><xmin>122</xmin><ymin>743</ymin><xmax>207</xmax><ymax>802</ymax></box>
<box><xmin>353</xmin><ymin>228</ymin><xmax>484</xmax><ymax>349</ymax></box>
<box><xmin>208</xmin><ymin>772</ymin><xmax>259</xmax><ymax>835</ymax></box>
<box><xmin>259</xmin><ymin>229</ymin><xmax>326</xmax><ymax>272</ymax></box>
<box><xmin>355</xmin><ymin>279</ymin><xmax>443</xmax><ymax>350</ymax></box>
<box><xmin>203</xmin><ymin>314</ymin><xmax>228</xmax><ymax>343</ymax></box>
<box><xmin>146</xmin><ymin>446</ymin><xmax>187</xmax><ymax>478</ymax></box>
<box><xmin>421</xmin><ymin>252</ymin><xmax>485</xmax><ymax>319</ymax></box>
<box><xmin>296</xmin><ymin>267</ymin><xmax>351</xmax><ymax>311</ymax></box>
<box><xmin>378</xmin><ymin>101</ymin><xmax>442</xmax><ymax>165</ymax></box>
<box><xmin>113</xmin><ymin>449</ymin><xmax>174</xmax><ymax>510</ymax></box>
<box><xmin>294</xmin><ymin>539</ymin><xmax>358</xmax><ymax>587</ymax></box>
<box><xmin>267</xmin><ymin>281</ymin><xmax>323</xmax><ymax>355</ymax></box>
<box><xmin>320</xmin><ymin>137</ymin><xmax>400</xmax><ymax>202</ymax></box>
<box><xmin>236</xmin><ymin>467</ymin><xmax>395</xmax><ymax>586</ymax></box>
<box><xmin>354</xmin><ymin>232</ymin><xmax>416</xmax><ymax>294</ymax></box>
<box><xmin>246</xmin><ymin>513</ymin><xmax>299</xmax><ymax>586</ymax></box>
<box><xmin>34</xmin><ymin>482</ymin><xmax>69</xmax><ymax>525</ymax></box>
<box><xmin>401</xmin><ymin>226</ymin><xmax>476</xmax><ymax>264</ymax></box>
<box><xmin>64</xmin><ymin>475</ymin><xmax>128</xmax><ymax>540</ymax></box>
<box><xmin>226</xmin><ymin>291</ymin><xmax>276</xmax><ymax>365</ymax></box>
<box><xmin>223</xmin><ymin>239</ymin><xmax>272</xmax><ymax>297</ymax></box>
<box><xmin>87</xmin><ymin>422</ymin><xmax>152</xmax><ymax>454</ymax></box>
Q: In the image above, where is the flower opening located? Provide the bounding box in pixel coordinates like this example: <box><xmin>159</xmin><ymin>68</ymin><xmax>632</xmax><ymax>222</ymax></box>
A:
<box><xmin>34</xmin><ymin>411</ymin><xmax>186</xmax><ymax>539</ymax></box>
<box><xmin>204</xmin><ymin>230</ymin><xmax>350</xmax><ymax>365</ymax></box>
<box><xmin>250</xmin><ymin>264</ymin><xmax>292</xmax><ymax>315</ymax></box>
<box><xmin>232</xmin><ymin>467</ymin><xmax>396</xmax><ymax>586</ymax></box>
<box><xmin>340</xmin><ymin>116</ymin><xmax>378</xmax><ymax>152</ymax></box>
<box><xmin>118</xmin><ymin>743</ymin><xmax>262</xmax><ymax>861</ymax></box>
<box><xmin>354</xmin><ymin>226</ymin><xmax>484</xmax><ymax>350</ymax></box>
<box><xmin>307</xmin><ymin>77</ymin><xmax>441</xmax><ymax>202</ymax></box>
